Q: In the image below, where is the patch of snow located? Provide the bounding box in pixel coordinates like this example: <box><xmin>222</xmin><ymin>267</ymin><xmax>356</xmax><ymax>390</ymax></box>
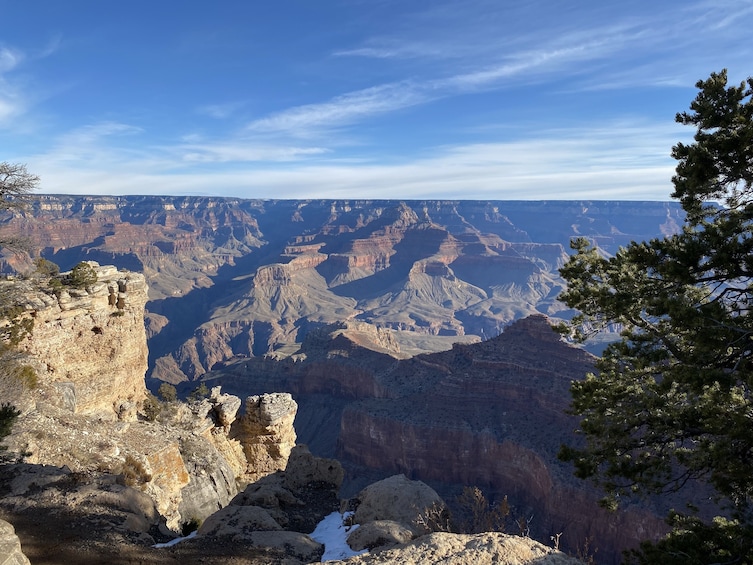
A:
<box><xmin>310</xmin><ymin>511</ymin><xmax>368</xmax><ymax>562</ymax></box>
<box><xmin>153</xmin><ymin>529</ymin><xmax>198</xmax><ymax>548</ymax></box>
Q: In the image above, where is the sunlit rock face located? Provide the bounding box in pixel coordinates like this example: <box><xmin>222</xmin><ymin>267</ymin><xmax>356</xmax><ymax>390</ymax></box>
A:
<box><xmin>0</xmin><ymin>519</ymin><xmax>30</xmax><ymax>565</ymax></box>
<box><xmin>15</xmin><ymin>262</ymin><xmax>148</xmax><ymax>418</ymax></box>
<box><xmin>232</xmin><ymin>393</ymin><xmax>298</xmax><ymax>483</ymax></box>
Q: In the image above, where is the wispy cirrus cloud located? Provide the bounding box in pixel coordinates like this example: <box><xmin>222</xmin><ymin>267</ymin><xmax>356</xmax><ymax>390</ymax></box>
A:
<box><xmin>246</xmin><ymin>27</ymin><xmax>636</xmax><ymax>139</ymax></box>
<box><xmin>246</xmin><ymin>81</ymin><xmax>428</xmax><ymax>136</ymax></box>
<box><xmin>177</xmin><ymin>142</ymin><xmax>329</xmax><ymax>163</ymax></box>
<box><xmin>0</xmin><ymin>47</ymin><xmax>24</xmax><ymax>73</ymax></box>
<box><xmin>0</xmin><ymin>38</ymin><xmax>62</xmax><ymax>129</ymax></box>
<box><xmin>0</xmin><ymin>46</ymin><xmax>26</xmax><ymax>126</ymax></box>
<box><xmin>333</xmin><ymin>39</ymin><xmax>448</xmax><ymax>60</ymax></box>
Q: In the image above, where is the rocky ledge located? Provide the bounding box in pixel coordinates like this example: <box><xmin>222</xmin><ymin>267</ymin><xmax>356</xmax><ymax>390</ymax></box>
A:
<box><xmin>0</xmin><ymin>453</ymin><xmax>583</xmax><ymax>565</ymax></box>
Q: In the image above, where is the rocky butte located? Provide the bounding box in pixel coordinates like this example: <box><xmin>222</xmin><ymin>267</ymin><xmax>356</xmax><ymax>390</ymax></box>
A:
<box><xmin>1</xmin><ymin>262</ymin><xmax>301</xmax><ymax>532</ymax></box>
<box><xmin>9</xmin><ymin>261</ymin><xmax>149</xmax><ymax>418</ymax></box>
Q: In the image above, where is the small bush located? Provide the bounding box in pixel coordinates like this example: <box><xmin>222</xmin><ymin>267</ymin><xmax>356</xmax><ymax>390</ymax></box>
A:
<box><xmin>120</xmin><ymin>454</ymin><xmax>152</xmax><ymax>488</ymax></box>
<box><xmin>188</xmin><ymin>383</ymin><xmax>210</xmax><ymax>401</ymax></box>
<box><xmin>181</xmin><ymin>517</ymin><xmax>201</xmax><ymax>536</ymax></box>
<box><xmin>47</xmin><ymin>277</ymin><xmax>63</xmax><ymax>292</ymax></box>
<box><xmin>69</xmin><ymin>262</ymin><xmax>98</xmax><ymax>289</ymax></box>
<box><xmin>14</xmin><ymin>365</ymin><xmax>37</xmax><ymax>389</ymax></box>
<box><xmin>142</xmin><ymin>393</ymin><xmax>162</xmax><ymax>422</ymax></box>
<box><xmin>157</xmin><ymin>383</ymin><xmax>178</xmax><ymax>402</ymax></box>
<box><xmin>453</xmin><ymin>486</ymin><xmax>509</xmax><ymax>534</ymax></box>
<box><xmin>34</xmin><ymin>258</ymin><xmax>60</xmax><ymax>277</ymax></box>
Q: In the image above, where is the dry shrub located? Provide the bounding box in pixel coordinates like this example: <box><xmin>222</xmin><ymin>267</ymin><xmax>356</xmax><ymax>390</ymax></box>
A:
<box><xmin>119</xmin><ymin>454</ymin><xmax>152</xmax><ymax>489</ymax></box>
<box><xmin>454</xmin><ymin>486</ymin><xmax>510</xmax><ymax>534</ymax></box>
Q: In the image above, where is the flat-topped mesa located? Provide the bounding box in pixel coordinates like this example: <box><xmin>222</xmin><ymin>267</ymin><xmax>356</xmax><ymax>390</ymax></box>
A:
<box><xmin>18</xmin><ymin>261</ymin><xmax>149</xmax><ymax>419</ymax></box>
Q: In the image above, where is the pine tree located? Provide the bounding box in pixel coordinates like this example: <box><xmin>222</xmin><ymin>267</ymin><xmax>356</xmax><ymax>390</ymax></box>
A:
<box><xmin>558</xmin><ymin>70</ymin><xmax>753</xmax><ymax>564</ymax></box>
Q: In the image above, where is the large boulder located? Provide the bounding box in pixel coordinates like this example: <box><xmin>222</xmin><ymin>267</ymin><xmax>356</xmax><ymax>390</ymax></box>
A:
<box><xmin>232</xmin><ymin>393</ymin><xmax>298</xmax><ymax>482</ymax></box>
<box><xmin>231</xmin><ymin>473</ymin><xmax>301</xmax><ymax>509</ymax></box>
<box><xmin>240</xmin><ymin>531</ymin><xmax>324</xmax><ymax>562</ymax></box>
<box><xmin>284</xmin><ymin>444</ymin><xmax>344</xmax><ymax>491</ymax></box>
<box><xmin>347</xmin><ymin>519</ymin><xmax>414</xmax><ymax>551</ymax></box>
<box><xmin>210</xmin><ymin>388</ymin><xmax>242</xmax><ymax>428</ymax></box>
<box><xmin>352</xmin><ymin>474</ymin><xmax>449</xmax><ymax>535</ymax></box>
<box><xmin>198</xmin><ymin>504</ymin><xmax>283</xmax><ymax>536</ymax></box>
<box><xmin>177</xmin><ymin>434</ymin><xmax>238</xmax><ymax>526</ymax></box>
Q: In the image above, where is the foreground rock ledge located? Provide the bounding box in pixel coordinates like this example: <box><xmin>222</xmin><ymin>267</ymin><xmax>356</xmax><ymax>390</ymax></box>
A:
<box><xmin>326</xmin><ymin>531</ymin><xmax>583</xmax><ymax>565</ymax></box>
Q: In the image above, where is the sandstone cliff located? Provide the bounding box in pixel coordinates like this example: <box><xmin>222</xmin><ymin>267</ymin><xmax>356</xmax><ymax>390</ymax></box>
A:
<box><xmin>1</xmin><ymin>265</ymin><xmax>302</xmax><ymax>533</ymax></box>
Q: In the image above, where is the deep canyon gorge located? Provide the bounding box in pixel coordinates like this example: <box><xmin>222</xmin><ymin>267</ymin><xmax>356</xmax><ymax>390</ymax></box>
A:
<box><xmin>0</xmin><ymin>197</ymin><xmax>687</xmax><ymax>562</ymax></box>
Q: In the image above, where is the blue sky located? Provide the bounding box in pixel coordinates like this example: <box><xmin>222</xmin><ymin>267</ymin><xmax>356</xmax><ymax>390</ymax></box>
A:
<box><xmin>1</xmin><ymin>1</ymin><xmax>751</xmax><ymax>200</ymax></box>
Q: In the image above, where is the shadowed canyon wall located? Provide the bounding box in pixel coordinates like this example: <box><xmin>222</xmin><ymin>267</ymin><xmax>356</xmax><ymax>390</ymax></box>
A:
<box><xmin>201</xmin><ymin>315</ymin><xmax>668</xmax><ymax>563</ymax></box>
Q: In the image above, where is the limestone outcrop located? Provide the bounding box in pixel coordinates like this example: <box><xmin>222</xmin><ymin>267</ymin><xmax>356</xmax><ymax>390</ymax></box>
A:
<box><xmin>15</xmin><ymin>261</ymin><xmax>148</xmax><ymax>418</ymax></box>
<box><xmin>232</xmin><ymin>393</ymin><xmax>298</xmax><ymax>483</ymax></box>
<box><xmin>4</xmin><ymin>379</ymin><xmax>300</xmax><ymax>533</ymax></box>
<box><xmin>191</xmin><ymin>443</ymin><xmax>344</xmax><ymax>562</ymax></box>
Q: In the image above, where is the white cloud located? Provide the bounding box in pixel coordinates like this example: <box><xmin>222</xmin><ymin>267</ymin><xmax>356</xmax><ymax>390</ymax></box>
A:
<box><xmin>31</xmin><ymin>120</ymin><xmax>685</xmax><ymax>201</ymax></box>
<box><xmin>0</xmin><ymin>98</ymin><xmax>19</xmax><ymax>124</ymax></box>
<box><xmin>333</xmin><ymin>39</ymin><xmax>447</xmax><ymax>60</ymax></box>
<box><xmin>177</xmin><ymin>143</ymin><xmax>329</xmax><ymax>163</ymax></box>
<box><xmin>246</xmin><ymin>82</ymin><xmax>428</xmax><ymax>136</ymax></box>
<box><xmin>247</xmin><ymin>19</ymin><xmax>653</xmax><ymax>141</ymax></box>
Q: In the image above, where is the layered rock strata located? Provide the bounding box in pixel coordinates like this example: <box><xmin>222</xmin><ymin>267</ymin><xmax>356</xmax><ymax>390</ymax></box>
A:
<box><xmin>1</xmin><ymin>196</ymin><xmax>685</xmax><ymax>382</ymax></box>
<box><xmin>232</xmin><ymin>393</ymin><xmax>298</xmax><ymax>483</ymax></box>
<box><xmin>15</xmin><ymin>261</ymin><xmax>148</xmax><ymax>418</ymax></box>
<box><xmin>2</xmin><ymin>265</ymin><xmax>302</xmax><ymax>532</ymax></box>
<box><xmin>205</xmin><ymin>315</ymin><xmax>666</xmax><ymax>563</ymax></box>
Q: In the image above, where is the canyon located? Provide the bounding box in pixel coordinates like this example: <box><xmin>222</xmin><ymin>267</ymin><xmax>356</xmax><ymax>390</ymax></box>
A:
<box><xmin>1</xmin><ymin>196</ymin><xmax>683</xmax><ymax>383</ymax></box>
<box><xmin>199</xmin><ymin>314</ymin><xmax>668</xmax><ymax>562</ymax></box>
<box><xmin>0</xmin><ymin>261</ymin><xmax>586</xmax><ymax>564</ymax></box>
<box><xmin>0</xmin><ymin>196</ymin><xmax>686</xmax><ymax>562</ymax></box>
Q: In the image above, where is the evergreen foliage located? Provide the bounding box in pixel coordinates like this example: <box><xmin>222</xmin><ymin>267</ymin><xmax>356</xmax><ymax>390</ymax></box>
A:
<box><xmin>558</xmin><ymin>70</ymin><xmax>753</xmax><ymax>563</ymax></box>
<box><xmin>68</xmin><ymin>262</ymin><xmax>98</xmax><ymax>289</ymax></box>
<box><xmin>34</xmin><ymin>257</ymin><xmax>60</xmax><ymax>277</ymax></box>
<box><xmin>188</xmin><ymin>382</ymin><xmax>210</xmax><ymax>401</ymax></box>
<box><xmin>157</xmin><ymin>382</ymin><xmax>178</xmax><ymax>403</ymax></box>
